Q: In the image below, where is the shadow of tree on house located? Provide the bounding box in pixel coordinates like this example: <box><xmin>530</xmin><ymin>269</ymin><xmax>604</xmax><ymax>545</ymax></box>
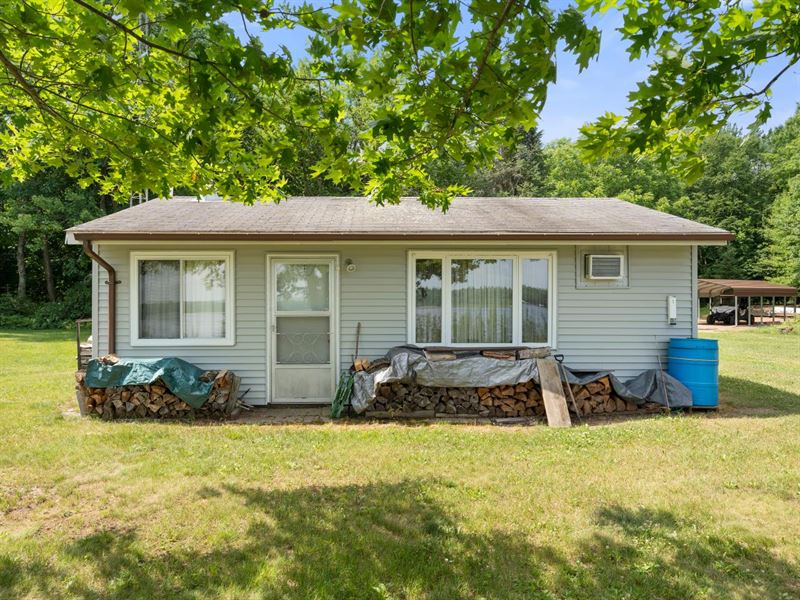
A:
<box><xmin>1</xmin><ymin>481</ymin><xmax>798</xmax><ymax>599</ymax></box>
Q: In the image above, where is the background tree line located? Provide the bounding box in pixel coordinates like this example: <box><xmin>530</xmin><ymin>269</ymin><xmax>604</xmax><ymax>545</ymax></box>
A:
<box><xmin>2</xmin><ymin>106</ymin><xmax>799</xmax><ymax>328</ymax></box>
<box><xmin>0</xmin><ymin>170</ymin><xmax>110</xmax><ymax>327</ymax></box>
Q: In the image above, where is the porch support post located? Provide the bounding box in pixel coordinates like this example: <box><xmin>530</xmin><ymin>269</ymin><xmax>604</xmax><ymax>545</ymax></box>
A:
<box><xmin>747</xmin><ymin>296</ymin><xmax>752</xmax><ymax>326</ymax></box>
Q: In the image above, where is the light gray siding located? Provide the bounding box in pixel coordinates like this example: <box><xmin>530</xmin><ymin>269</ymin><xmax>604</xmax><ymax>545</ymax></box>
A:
<box><xmin>557</xmin><ymin>245</ymin><xmax>693</xmax><ymax>374</ymax></box>
<box><xmin>92</xmin><ymin>242</ymin><xmax>695</xmax><ymax>404</ymax></box>
<box><xmin>339</xmin><ymin>246</ymin><xmax>407</xmax><ymax>363</ymax></box>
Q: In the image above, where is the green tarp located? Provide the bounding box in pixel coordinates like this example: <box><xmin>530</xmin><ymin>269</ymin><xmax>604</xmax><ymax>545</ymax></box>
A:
<box><xmin>84</xmin><ymin>357</ymin><xmax>213</xmax><ymax>408</ymax></box>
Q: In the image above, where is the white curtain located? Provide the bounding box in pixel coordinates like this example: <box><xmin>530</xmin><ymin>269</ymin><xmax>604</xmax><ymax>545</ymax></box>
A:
<box><xmin>184</xmin><ymin>260</ymin><xmax>226</xmax><ymax>338</ymax></box>
<box><xmin>139</xmin><ymin>260</ymin><xmax>180</xmax><ymax>339</ymax></box>
<box><xmin>451</xmin><ymin>259</ymin><xmax>513</xmax><ymax>344</ymax></box>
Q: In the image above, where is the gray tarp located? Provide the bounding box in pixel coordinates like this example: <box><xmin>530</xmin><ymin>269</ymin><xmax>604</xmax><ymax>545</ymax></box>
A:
<box><xmin>352</xmin><ymin>347</ymin><xmax>692</xmax><ymax>413</ymax></box>
<box><xmin>84</xmin><ymin>357</ymin><xmax>213</xmax><ymax>408</ymax></box>
<box><xmin>608</xmin><ymin>369</ymin><xmax>693</xmax><ymax>409</ymax></box>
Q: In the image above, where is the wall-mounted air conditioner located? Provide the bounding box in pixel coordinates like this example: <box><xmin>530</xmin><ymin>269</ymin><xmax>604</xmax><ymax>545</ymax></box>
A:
<box><xmin>585</xmin><ymin>254</ymin><xmax>625</xmax><ymax>280</ymax></box>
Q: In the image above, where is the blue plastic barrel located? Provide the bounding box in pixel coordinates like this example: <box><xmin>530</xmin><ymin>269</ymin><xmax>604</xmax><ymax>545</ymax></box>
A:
<box><xmin>667</xmin><ymin>338</ymin><xmax>719</xmax><ymax>407</ymax></box>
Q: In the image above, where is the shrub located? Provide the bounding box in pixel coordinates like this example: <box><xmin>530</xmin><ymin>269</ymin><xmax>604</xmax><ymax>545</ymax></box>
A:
<box><xmin>0</xmin><ymin>290</ymin><xmax>91</xmax><ymax>330</ymax></box>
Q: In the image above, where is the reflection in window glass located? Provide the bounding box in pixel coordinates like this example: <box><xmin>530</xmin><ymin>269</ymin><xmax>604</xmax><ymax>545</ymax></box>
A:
<box><xmin>415</xmin><ymin>259</ymin><xmax>442</xmax><ymax>343</ymax></box>
<box><xmin>276</xmin><ymin>264</ymin><xmax>329</xmax><ymax>311</ymax></box>
<box><xmin>522</xmin><ymin>259</ymin><xmax>548</xmax><ymax>343</ymax></box>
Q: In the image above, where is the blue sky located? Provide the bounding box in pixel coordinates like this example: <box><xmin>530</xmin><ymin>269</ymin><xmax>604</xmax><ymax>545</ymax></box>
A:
<box><xmin>539</xmin><ymin>9</ymin><xmax>799</xmax><ymax>141</ymax></box>
<box><xmin>224</xmin><ymin>7</ymin><xmax>800</xmax><ymax>143</ymax></box>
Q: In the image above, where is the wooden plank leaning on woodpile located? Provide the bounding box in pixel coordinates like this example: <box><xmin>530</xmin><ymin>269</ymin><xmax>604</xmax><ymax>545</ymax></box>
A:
<box><xmin>74</xmin><ymin>369</ymin><xmax>242</xmax><ymax>420</ymax></box>
<box><xmin>537</xmin><ymin>357</ymin><xmax>571</xmax><ymax>427</ymax></box>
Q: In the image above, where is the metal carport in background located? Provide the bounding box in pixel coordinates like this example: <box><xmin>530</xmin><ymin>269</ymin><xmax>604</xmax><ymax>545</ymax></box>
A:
<box><xmin>698</xmin><ymin>279</ymin><xmax>799</xmax><ymax>326</ymax></box>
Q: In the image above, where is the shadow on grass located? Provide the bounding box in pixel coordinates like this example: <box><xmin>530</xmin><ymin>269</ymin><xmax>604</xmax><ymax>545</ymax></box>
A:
<box><xmin>717</xmin><ymin>375</ymin><xmax>800</xmax><ymax>417</ymax></box>
<box><xmin>2</xmin><ymin>481</ymin><xmax>798</xmax><ymax>599</ymax></box>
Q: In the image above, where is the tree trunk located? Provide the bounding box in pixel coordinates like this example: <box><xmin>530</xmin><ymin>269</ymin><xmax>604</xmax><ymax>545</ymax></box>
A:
<box><xmin>42</xmin><ymin>237</ymin><xmax>56</xmax><ymax>302</ymax></box>
<box><xmin>16</xmin><ymin>231</ymin><xmax>26</xmax><ymax>300</ymax></box>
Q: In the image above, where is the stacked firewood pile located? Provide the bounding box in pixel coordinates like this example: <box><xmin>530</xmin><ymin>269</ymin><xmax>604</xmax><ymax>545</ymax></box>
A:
<box><xmin>367</xmin><ymin>376</ymin><xmax>660</xmax><ymax>418</ymax></box>
<box><xmin>477</xmin><ymin>381</ymin><xmax>545</xmax><ymax>417</ymax></box>
<box><xmin>75</xmin><ymin>369</ymin><xmax>241</xmax><ymax>420</ymax></box>
<box><xmin>565</xmin><ymin>376</ymin><xmax>649</xmax><ymax>416</ymax></box>
<box><xmin>367</xmin><ymin>381</ymin><xmax>547</xmax><ymax>417</ymax></box>
<box><xmin>370</xmin><ymin>383</ymin><xmax>489</xmax><ymax>416</ymax></box>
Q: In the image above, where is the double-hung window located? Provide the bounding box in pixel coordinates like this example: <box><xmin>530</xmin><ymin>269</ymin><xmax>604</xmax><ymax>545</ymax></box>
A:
<box><xmin>131</xmin><ymin>251</ymin><xmax>235</xmax><ymax>345</ymax></box>
<box><xmin>409</xmin><ymin>251</ymin><xmax>555</xmax><ymax>347</ymax></box>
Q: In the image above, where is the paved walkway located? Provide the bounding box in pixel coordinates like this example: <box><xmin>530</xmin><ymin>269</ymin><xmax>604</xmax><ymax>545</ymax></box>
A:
<box><xmin>229</xmin><ymin>406</ymin><xmax>333</xmax><ymax>424</ymax></box>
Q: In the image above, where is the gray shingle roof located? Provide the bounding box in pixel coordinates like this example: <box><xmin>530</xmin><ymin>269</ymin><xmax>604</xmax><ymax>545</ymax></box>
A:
<box><xmin>67</xmin><ymin>196</ymin><xmax>732</xmax><ymax>242</ymax></box>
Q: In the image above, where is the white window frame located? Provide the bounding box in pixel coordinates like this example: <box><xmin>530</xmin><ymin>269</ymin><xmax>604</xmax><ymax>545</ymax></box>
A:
<box><xmin>407</xmin><ymin>250</ymin><xmax>557</xmax><ymax>348</ymax></box>
<box><xmin>130</xmin><ymin>250</ymin><xmax>236</xmax><ymax>347</ymax></box>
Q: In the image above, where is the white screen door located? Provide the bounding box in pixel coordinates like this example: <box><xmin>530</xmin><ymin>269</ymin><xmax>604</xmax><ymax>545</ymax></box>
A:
<box><xmin>269</xmin><ymin>256</ymin><xmax>337</xmax><ymax>403</ymax></box>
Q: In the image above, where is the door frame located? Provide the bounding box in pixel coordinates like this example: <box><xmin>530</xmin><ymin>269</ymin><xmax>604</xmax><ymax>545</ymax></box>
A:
<box><xmin>266</xmin><ymin>253</ymin><xmax>339</xmax><ymax>404</ymax></box>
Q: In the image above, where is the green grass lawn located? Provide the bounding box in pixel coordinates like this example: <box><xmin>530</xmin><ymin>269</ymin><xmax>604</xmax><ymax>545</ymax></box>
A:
<box><xmin>1</xmin><ymin>327</ymin><xmax>799</xmax><ymax>599</ymax></box>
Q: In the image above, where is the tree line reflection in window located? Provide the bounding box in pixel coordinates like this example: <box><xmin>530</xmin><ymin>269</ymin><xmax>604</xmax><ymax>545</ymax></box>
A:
<box><xmin>415</xmin><ymin>259</ymin><xmax>442</xmax><ymax>343</ymax></box>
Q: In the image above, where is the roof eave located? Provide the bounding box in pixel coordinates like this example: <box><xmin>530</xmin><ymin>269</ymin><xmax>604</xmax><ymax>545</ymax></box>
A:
<box><xmin>68</xmin><ymin>231</ymin><xmax>735</xmax><ymax>243</ymax></box>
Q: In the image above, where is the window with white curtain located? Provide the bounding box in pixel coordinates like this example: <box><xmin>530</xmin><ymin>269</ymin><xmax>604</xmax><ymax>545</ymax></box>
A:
<box><xmin>131</xmin><ymin>252</ymin><xmax>234</xmax><ymax>345</ymax></box>
<box><xmin>451</xmin><ymin>258</ymin><xmax>513</xmax><ymax>344</ymax></box>
<box><xmin>408</xmin><ymin>252</ymin><xmax>555</xmax><ymax>347</ymax></box>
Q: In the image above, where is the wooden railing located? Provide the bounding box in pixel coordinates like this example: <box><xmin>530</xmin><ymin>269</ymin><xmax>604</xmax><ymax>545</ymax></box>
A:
<box><xmin>75</xmin><ymin>318</ymin><xmax>92</xmax><ymax>370</ymax></box>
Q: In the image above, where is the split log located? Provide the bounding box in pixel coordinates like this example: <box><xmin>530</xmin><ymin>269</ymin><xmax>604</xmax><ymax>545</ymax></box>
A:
<box><xmin>480</xmin><ymin>350</ymin><xmax>517</xmax><ymax>360</ymax></box>
<box><xmin>354</xmin><ymin>358</ymin><xmax>371</xmax><ymax>371</ymax></box>
<box><xmin>516</xmin><ymin>348</ymin><xmax>551</xmax><ymax>360</ymax></box>
<box><xmin>424</xmin><ymin>350</ymin><xmax>457</xmax><ymax>362</ymax></box>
